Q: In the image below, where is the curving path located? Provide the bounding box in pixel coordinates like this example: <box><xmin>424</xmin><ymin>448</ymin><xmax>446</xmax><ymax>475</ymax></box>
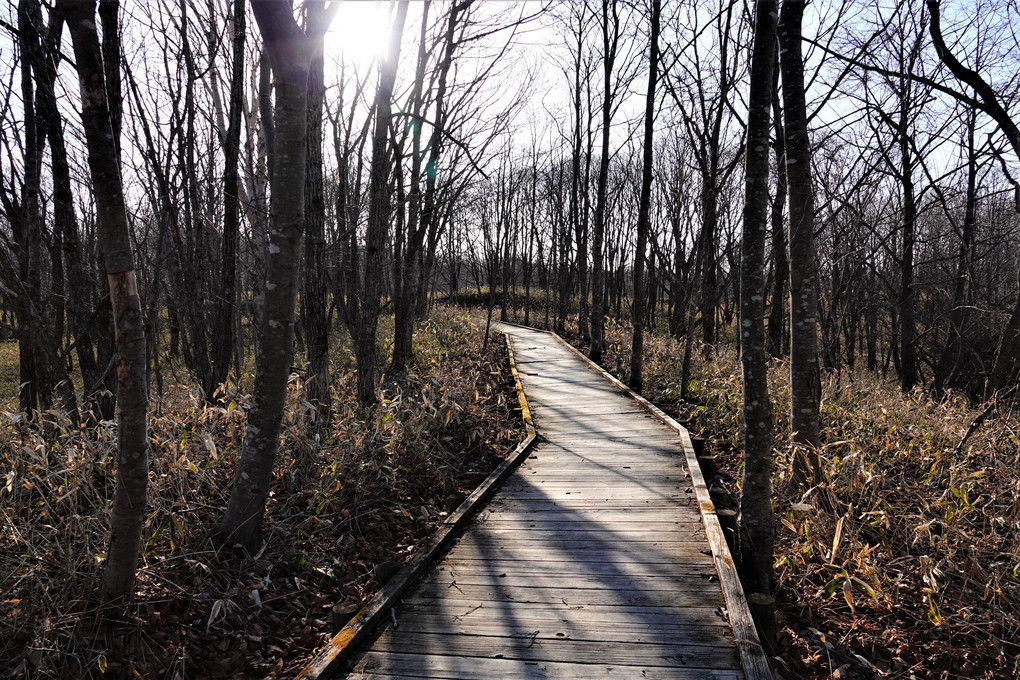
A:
<box><xmin>344</xmin><ymin>325</ymin><xmax>769</xmax><ymax>679</ymax></box>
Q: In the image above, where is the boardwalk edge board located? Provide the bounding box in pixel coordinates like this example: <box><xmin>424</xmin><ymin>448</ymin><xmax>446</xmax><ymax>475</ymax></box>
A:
<box><xmin>294</xmin><ymin>333</ymin><xmax>537</xmax><ymax>680</ymax></box>
<box><xmin>501</xmin><ymin>321</ymin><xmax>775</xmax><ymax>680</ymax></box>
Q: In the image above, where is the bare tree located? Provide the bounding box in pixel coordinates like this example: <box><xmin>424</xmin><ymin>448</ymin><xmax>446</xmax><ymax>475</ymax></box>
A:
<box><xmin>926</xmin><ymin>0</ymin><xmax>1020</xmax><ymax>398</ymax></box>
<box><xmin>218</xmin><ymin>0</ymin><xmax>337</xmax><ymax>552</ymax></box>
<box><xmin>779</xmin><ymin>0</ymin><xmax>821</xmax><ymax>485</ymax></box>
<box><xmin>629</xmin><ymin>0</ymin><xmax>660</xmax><ymax>393</ymax></box>
<box><xmin>60</xmin><ymin>0</ymin><xmax>149</xmax><ymax>605</ymax></box>
<box><xmin>739</xmin><ymin>0</ymin><xmax>777</xmax><ymax>610</ymax></box>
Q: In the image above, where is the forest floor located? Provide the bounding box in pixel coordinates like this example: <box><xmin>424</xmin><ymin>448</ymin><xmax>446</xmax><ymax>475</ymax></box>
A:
<box><xmin>542</xmin><ymin>313</ymin><xmax>1019</xmax><ymax>680</ymax></box>
<box><xmin>0</xmin><ymin>307</ymin><xmax>523</xmax><ymax>679</ymax></box>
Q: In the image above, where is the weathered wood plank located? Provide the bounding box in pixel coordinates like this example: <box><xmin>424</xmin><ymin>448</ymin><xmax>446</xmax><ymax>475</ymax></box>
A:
<box><xmin>349</xmin><ymin>652</ymin><xmax>746</xmax><ymax>679</ymax></box>
<box><xmin>365</xmin><ymin>632</ymin><xmax>741</xmax><ymax>670</ymax></box>
<box><xmin>463</xmin><ymin>527</ymin><xmax>706</xmax><ymax>542</ymax></box>
<box><xmin>436</xmin><ymin>558</ymin><xmax>717</xmax><ymax>580</ymax></box>
<box><xmin>391</xmin><ymin>606</ymin><xmax>734</xmax><ymax>640</ymax></box>
<box><xmin>439</xmin><ymin>544</ymin><xmax>715</xmax><ymax>567</ymax></box>
<box><xmin>423</xmin><ymin>567</ymin><xmax>719</xmax><ymax>592</ymax></box>
<box><xmin>402</xmin><ymin>581</ymin><xmax>725</xmax><ymax>609</ymax></box>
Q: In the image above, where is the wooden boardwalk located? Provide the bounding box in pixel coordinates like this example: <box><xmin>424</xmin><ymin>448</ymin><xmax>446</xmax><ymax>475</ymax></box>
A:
<box><xmin>345</xmin><ymin>325</ymin><xmax>768</xmax><ymax>679</ymax></box>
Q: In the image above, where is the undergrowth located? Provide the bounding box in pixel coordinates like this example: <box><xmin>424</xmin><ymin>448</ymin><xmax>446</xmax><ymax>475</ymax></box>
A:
<box><xmin>548</xmin><ymin>314</ymin><xmax>1019</xmax><ymax>680</ymax></box>
<box><xmin>0</xmin><ymin>307</ymin><xmax>523</xmax><ymax>679</ymax></box>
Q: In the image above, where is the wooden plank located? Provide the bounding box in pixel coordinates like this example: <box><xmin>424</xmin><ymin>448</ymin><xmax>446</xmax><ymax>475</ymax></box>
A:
<box><xmin>349</xmin><ymin>652</ymin><xmax>745</xmax><ymax>679</ymax></box>
<box><xmin>460</xmin><ymin>530</ymin><xmax>708</xmax><ymax>544</ymax></box>
<box><xmin>494</xmin><ymin>491</ymin><xmax>685</xmax><ymax>503</ymax></box>
<box><xmin>451</xmin><ymin>534</ymin><xmax>705</xmax><ymax>551</ymax></box>
<box><xmin>438</xmin><ymin>557</ymin><xmax>716</xmax><ymax>579</ymax></box>
<box><xmin>484</xmin><ymin>500</ymin><xmax>693</xmax><ymax>512</ymax></box>
<box><xmin>465</xmin><ymin>526</ymin><xmax>706</xmax><ymax>539</ymax></box>
<box><xmin>471</xmin><ymin>511</ymin><xmax>704</xmax><ymax>525</ymax></box>
<box><xmin>402</xmin><ymin>582</ymin><xmax>724</xmax><ymax>608</ymax></box>
<box><xmin>423</xmin><ymin>568</ymin><xmax>720</xmax><ymax>592</ymax></box>
<box><xmin>389</xmin><ymin>613</ymin><xmax>732</xmax><ymax>646</ymax></box>
<box><xmin>441</xmin><ymin>544</ymin><xmax>715</xmax><ymax>567</ymax></box>
<box><xmin>366</xmin><ymin>632</ymin><xmax>742</xmax><ymax>670</ymax></box>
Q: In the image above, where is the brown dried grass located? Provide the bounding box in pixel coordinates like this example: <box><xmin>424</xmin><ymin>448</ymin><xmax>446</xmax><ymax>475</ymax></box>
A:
<box><xmin>0</xmin><ymin>307</ymin><xmax>522</xmax><ymax>679</ymax></box>
<box><xmin>556</xmin><ymin>315</ymin><xmax>1019</xmax><ymax>680</ymax></box>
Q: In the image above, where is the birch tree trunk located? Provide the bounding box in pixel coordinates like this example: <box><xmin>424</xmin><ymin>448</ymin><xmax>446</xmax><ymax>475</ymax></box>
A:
<box><xmin>301</xmin><ymin>0</ymin><xmax>331</xmax><ymax>421</ymax></box>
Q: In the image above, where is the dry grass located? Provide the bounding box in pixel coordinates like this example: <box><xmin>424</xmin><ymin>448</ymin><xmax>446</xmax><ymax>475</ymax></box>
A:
<box><xmin>0</xmin><ymin>342</ymin><xmax>19</xmax><ymax>412</ymax></box>
<box><xmin>0</xmin><ymin>307</ymin><xmax>523</xmax><ymax>679</ymax></box>
<box><xmin>559</xmin><ymin>316</ymin><xmax>1019</xmax><ymax>680</ymax></box>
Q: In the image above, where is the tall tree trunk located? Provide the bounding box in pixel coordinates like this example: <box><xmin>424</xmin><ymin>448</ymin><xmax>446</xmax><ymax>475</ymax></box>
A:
<box><xmin>218</xmin><ymin>0</ymin><xmax>335</xmax><ymax>551</ymax></box>
<box><xmin>210</xmin><ymin>0</ymin><xmax>246</xmax><ymax>397</ymax></box>
<box><xmin>61</xmin><ymin>0</ymin><xmax>148</xmax><ymax>605</ymax></box>
<box><xmin>766</xmin><ymin>51</ymin><xmax>789</xmax><ymax>358</ymax></box>
<box><xmin>933</xmin><ymin>110</ymin><xmax>978</xmax><ymax>396</ymax></box>
<box><xmin>739</xmin><ymin>0</ymin><xmax>778</xmax><ymax>607</ymax></box>
<box><xmin>301</xmin><ymin>0</ymin><xmax>331</xmax><ymax>421</ymax></box>
<box><xmin>629</xmin><ymin>0</ymin><xmax>659</xmax><ymax>393</ymax></box>
<box><xmin>15</xmin><ymin>0</ymin><xmax>79</xmax><ymax>422</ymax></box>
<box><xmin>897</xmin><ymin>92</ymin><xmax>918</xmax><ymax>393</ymax></box>
<box><xmin>698</xmin><ymin>183</ymin><xmax>718</xmax><ymax>356</ymax></box>
<box><xmin>356</xmin><ymin>1</ymin><xmax>409</xmax><ymax>405</ymax></box>
<box><xmin>779</xmin><ymin>0</ymin><xmax>821</xmax><ymax>486</ymax></box>
<box><xmin>589</xmin><ymin>0</ymin><xmax>617</xmax><ymax>364</ymax></box>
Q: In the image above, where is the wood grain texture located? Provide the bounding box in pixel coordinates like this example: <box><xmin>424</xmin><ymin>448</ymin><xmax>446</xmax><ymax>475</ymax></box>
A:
<box><xmin>329</xmin><ymin>325</ymin><xmax>771</xmax><ymax>679</ymax></box>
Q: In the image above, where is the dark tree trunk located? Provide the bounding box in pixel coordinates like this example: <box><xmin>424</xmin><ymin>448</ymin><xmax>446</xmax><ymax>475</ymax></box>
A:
<box><xmin>897</xmin><ymin>93</ymin><xmax>918</xmax><ymax>393</ymax></box>
<box><xmin>629</xmin><ymin>0</ymin><xmax>659</xmax><ymax>393</ymax></box>
<box><xmin>739</xmin><ymin>0</ymin><xmax>778</xmax><ymax>607</ymax></box>
<box><xmin>210</xmin><ymin>0</ymin><xmax>246</xmax><ymax>398</ymax></box>
<box><xmin>933</xmin><ymin>110</ymin><xmax>978</xmax><ymax>396</ymax></box>
<box><xmin>61</xmin><ymin>0</ymin><xmax>149</xmax><ymax>606</ymax></box>
<box><xmin>766</xmin><ymin>51</ymin><xmax>789</xmax><ymax>358</ymax></box>
<box><xmin>301</xmin><ymin>0</ymin><xmax>331</xmax><ymax>421</ymax></box>
<box><xmin>356</xmin><ymin>1</ymin><xmax>409</xmax><ymax>405</ymax></box>
<box><xmin>589</xmin><ymin>0</ymin><xmax>618</xmax><ymax>364</ymax></box>
<box><xmin>218</xmin><ymin>0</ymin><xmax>336</xmax><ymax>551</ymax></box>
<box><xmin>15</xmin><ymin>0</ymin><xmax>79</xmax><ymax>422</ymax></box>
<box><xmin>779</xmin><ymin>0</ymin><xmax>821</xmax><ymax>486</ymax></box>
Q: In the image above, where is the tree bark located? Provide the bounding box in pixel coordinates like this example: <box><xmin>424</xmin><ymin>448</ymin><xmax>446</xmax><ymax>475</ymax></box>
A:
<box><xmin>210</xmin><ymin>0</ymin><xmax>246</xmax><ymax>398</ymax></box>
<box><xmin>61</xmin><ymin>0</ymin><xmax>149</xmax><ymax>605</ymax></box>
<box><xmin>301</xmin><ymin>0</ymin><xmax>331</xmax><ymax>422</ymax></box>
<box><xmin>356</xmin><ymin>0</ymin><xmax>409</xmax><ymax>405</ymax></box>
<box><xmin>739</xmin><ymin>0</ymin><xmax>778</xmax><ymax>603</ymax></box>
<box><xmin>629</xmin><ymin>0</ymin><xmax>659</xmax><ymax>393</ymax></box>
<box><xmin>589</xmin><ymin>0</ymin><xmax>618</xmax><ymax>364</ymax></box>
<box><xmin>766</xmin><ymin>50</ymin><xmax>789</xmax><ymax>358</ymax></box>
<box><xmin>933</xmin><ymin>109</ymin><xmax>977</xmax><ymax>396</ymax></box>
<box><xmin>779</xmin><ymin>0</ymin><xmax>821</xmax><ymax>486</ymax></box>
<box><xmin>218</xmin><ymin>0</ymin><xmax>335</xmax><ymax>551</ymax></box>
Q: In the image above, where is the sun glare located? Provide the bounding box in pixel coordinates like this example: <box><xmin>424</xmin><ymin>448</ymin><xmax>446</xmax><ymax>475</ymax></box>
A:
<box><xmin>323</xmin><ymin>1</ymin><xmax>392</xmax><ymax>66</ymax></box>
